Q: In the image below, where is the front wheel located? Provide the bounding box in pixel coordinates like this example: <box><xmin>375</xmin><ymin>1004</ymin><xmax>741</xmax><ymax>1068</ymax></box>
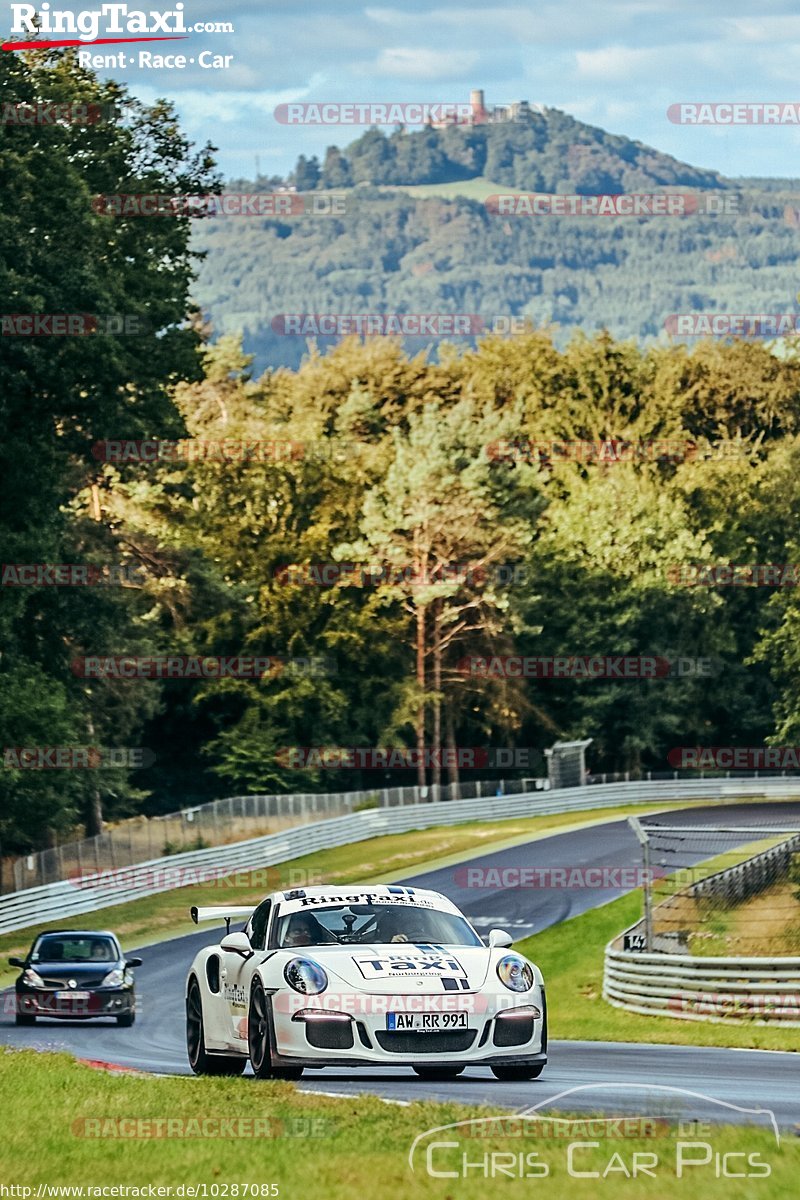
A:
<box><xmin>413</xmin><ymin>1065</ymin><xmax>465</xmax><ymax>1079</ymax></box>
<box><xmin>116</xmin><ymin>1009</ymin><xmax>135</xmax><ymax>1027</ymax></box>
<box><xmin>491</xmin><ymin>1063</ymin><xmax>545</xmax><ymax>1081</ymax></box>
<box><xmin>248</xmin><ymin>980</ymin><xmax>303</xmax><ymax>1080</ymax></box>
<box><xmin>186</xmin><ymin>978</ymin><xmax>246</xmax><ymax>1076</ymax></box>
<box><xmin>15</xmin><ymin>1012</ymin><xmax>36</xmax><ymax>1026</ymax></box>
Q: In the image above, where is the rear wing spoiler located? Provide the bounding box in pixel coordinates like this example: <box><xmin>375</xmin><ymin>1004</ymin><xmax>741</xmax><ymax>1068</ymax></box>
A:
<box><xmin>191</xmin><ymin>905</ymin><xmax>253</xmax><ymax>932</ymax></box>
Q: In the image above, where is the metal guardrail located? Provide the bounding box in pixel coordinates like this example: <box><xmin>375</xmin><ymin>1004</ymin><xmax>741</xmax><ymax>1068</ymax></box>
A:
<box><xmin>8</xmin><ymin>777</ymin><xmax>539</xmax><ymax>893</ymax></box>
<box><xmin>604</xmin><ymin>830</ymin><xmax>800</xmax><ymax>1025</ymax></box>
<box><xmin>604</xmin><ymin>943</ymin><xmax>800</xmax><ymax>1026</ymax></box>
<box><xmin>3</xmin><ymin>776</ymin><xmax>800</xmax><ymax>937</ymax></box>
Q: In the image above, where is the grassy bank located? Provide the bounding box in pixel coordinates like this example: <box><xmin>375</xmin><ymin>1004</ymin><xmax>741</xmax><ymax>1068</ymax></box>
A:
<box><xmin>516</xmin><ymin>892</ymin><xmax>800</xmax><ymax>1051</ymax></box>
<box><xmin>0</xmin><ymin>1050</ymin><xmax>793</xmax><ymax>1198</ymax></box>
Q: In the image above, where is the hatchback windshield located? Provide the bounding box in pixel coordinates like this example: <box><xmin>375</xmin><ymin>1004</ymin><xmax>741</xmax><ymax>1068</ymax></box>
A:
<box><xmin>31</xmin><ymin>936</ymin><xmax>117</xmax><ymax>963</ymax></box>
<box><xmin>275</xmin><ymin>903</ymin><xmax>482</xmax><ymax>948</ymax></box>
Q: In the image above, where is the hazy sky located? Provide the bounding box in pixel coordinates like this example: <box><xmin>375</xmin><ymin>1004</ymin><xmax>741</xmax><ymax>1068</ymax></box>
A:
<box><xmin>30</xmin><ymin>0</ymin><xmax>800</xmax><ymax>178</ymax></box>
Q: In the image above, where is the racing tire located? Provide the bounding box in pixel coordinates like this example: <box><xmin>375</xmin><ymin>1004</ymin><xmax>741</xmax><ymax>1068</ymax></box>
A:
<box><xmin>248</xmin><ymin>979</ymin><xmax>303</xmax><ymax>1081</ymax></box>
<box><xmin>490</xmin><ymin>1063</ymin><xmax>545</xmax><ymax>1081</ymax></box>
<box><xmin>412</xmin><ymin>1065</ymin><xmax>465</xmax><ymax>1079</ymax></box>
<box><xmin>186</xmin><ymin>977</ymin><xmax>246</xmax><ymax>1076</ymax></box>
<box><xmin>116</xmin><ymin>1010</ymin><xmax>135</xmax><ymax>1027</ymax></box>
<box><xmin>15</xmin><ymin>1012</ymin><xmax>36</xmax><ymax>1026</ymax></box>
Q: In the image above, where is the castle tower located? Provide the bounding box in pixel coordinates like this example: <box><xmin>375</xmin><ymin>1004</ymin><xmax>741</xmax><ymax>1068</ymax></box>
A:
<box><xmin>470</xmin><ymin>89</ymin><xmax>487</xmax><ymax>123</ymax></box>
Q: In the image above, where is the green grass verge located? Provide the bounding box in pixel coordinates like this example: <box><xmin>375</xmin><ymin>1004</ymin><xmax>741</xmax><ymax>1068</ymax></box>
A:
<box><xmin>0</xmin><ymin>1050</ymin><xmax>794</xmax><ymax>1198</ymax></box>
<box><xmin>516</xmin><ymin>892</ymin><xmax>800</xmax><ymax>1051</ymax></box>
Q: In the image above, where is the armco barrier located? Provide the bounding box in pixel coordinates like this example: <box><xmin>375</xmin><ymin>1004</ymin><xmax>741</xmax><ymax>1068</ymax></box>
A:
<box><xmin>604</xmin><ymin>943</ymin><xmax>800</xmax><ymax>1026</ymax></box>
<box><xmin>3</xmin><ymin>776</ymin><xmax>800</xmax><ymax>935</ymax></box>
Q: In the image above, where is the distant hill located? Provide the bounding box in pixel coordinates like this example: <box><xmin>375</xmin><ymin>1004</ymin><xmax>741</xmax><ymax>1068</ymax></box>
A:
<box><xmin>289</xmin><ymin>106</ymin><xmax>727</xmax><ymax>193</ymax></box>
<box><xmin>192</xmin><ymin>107</ymin><xmax>800</xmax><ymax>373</ymax></box>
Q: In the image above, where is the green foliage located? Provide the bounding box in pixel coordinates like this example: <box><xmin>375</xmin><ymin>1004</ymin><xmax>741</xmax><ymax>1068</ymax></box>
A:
<box><xmin>311</xmin><ymin>109</ymin><xmax>724</xmax><ymax>192</ymax></box>
<box><xmin>0</xmin><ymin>48</ymin><xmax>218</xmax><ymax>851</ymax></box>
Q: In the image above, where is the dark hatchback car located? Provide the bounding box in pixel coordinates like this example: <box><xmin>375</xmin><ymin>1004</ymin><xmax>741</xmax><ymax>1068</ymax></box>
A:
<box><xmin>9</xmin><ymin>930</ymin><xmax>141</xmax><ymax>1026</ymax></box>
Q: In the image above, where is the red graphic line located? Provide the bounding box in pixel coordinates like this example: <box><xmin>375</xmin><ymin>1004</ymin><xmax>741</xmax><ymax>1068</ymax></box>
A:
<box><xmin>2</xmin><ymin>36</ymin><xmax>188</xmax><ymax>51</ymax></box>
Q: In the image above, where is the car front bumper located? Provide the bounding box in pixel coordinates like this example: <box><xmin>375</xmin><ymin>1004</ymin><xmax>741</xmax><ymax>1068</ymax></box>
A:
<box><xmin>14</xmin><ymin>988</ymin><xmax>135</xmax><ymax>1019</ymax></box>
<box><xmin>270</xmin><ymin>987</ymin><xmax>547</xmax><ymax>1067</ymax></box>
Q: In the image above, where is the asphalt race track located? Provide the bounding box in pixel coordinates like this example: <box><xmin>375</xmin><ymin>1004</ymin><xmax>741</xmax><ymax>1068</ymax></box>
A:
<box><xmin>2</xmin><ymin>801</ymin><xmax>799</xmax><ymax>1129</ymax></box>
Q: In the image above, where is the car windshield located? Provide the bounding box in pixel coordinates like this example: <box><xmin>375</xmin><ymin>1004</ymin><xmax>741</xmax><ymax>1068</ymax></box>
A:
<box><xmin>31</xmin><ymin>936</ymin><xmax>117</xmax><ymax>963</ymax></box>
<box><xmin>275</xmin><ymin>903</ymin><xmax>482</xmax><ymax>948</ymax></box>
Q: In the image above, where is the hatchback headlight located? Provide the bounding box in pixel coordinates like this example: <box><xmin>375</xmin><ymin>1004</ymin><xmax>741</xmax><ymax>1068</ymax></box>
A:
<box><xmin>21</xmin><ymin>968</ymin><xmax>45</xmax><ymax>988</ymax></box>
<box><xmin>101</xmin><ymin>969</ymin><xmax>125</xmax><ymax>987</ymax></box>
<box><xmin>496</xmin><ymin>955</ymin><xmax>534</xmax><ymax>993</ymax></box>
<box><xmin>284</xmin><ymin>958</ymin><xmax>328</xmax><ymax>994</ymax></box>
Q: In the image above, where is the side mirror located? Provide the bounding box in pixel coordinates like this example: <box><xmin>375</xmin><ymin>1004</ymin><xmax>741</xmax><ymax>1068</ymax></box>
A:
<box><xmin>8</xmin><ymin>957</ymin><xmax>25</xmax><ymax>969</ymax></box>
<box><xmin>125</xmin><ymin>957</ymin><xmax>143</xmax><ymax>968</ymax></box>
<box><xmin>488</xmin><ymin>929</ymin><xmax>514</xmax><ymax>948</ymax></box>
<box><xmin>220</xmin><ymin>931</ymin><xmax>252</xmax><ymax>957</ymax></box>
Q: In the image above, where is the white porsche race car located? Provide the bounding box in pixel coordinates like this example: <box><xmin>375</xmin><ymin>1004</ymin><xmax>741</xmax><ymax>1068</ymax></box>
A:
<box><xmin>185</xmin><ymin>884</ymin><xmax>546</xmax><ymax>1081</ymax></box>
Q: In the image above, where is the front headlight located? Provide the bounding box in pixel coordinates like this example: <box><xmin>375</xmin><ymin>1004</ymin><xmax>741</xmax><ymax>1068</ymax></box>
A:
<box><xmin>284</xmin><ymin>958</ymin><xmax>328</xmax><ymax>994</ymax></box>
<box><xmin>21</xmin><ymin>968</ymin><xmax>45</xmax><ymax>988</ymax></box>
<box><xmin>101</xmin><ymin>969</ymin><xmax>125</xmax><ymax>987</ymax></box>
<box><xmin>496</xmin><ymin>955</ymin><xmax>534</xmax><ymax>993</ymax></box>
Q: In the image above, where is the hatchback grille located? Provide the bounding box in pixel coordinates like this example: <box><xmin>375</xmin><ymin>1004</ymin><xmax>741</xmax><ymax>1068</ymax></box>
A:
<box><xmin>41</xmin><ymin>977</ymin><xmax>105</xmax><ymax>988</ymax></box>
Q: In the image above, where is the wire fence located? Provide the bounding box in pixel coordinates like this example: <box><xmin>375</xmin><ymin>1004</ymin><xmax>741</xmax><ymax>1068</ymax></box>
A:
<box><xmin>9</xmin><ymin>765</ymin><xmax>800</xmax><ymax>896</ymax></box>
<box><xmin>6</xmin><ymin>776</ymin><xmax>545</xmax><ymax>894</ymax></box>
<box><xmin>627</xmin><ymin>820</ymin><xmax>800</xmax><ymax>955</ymax></box>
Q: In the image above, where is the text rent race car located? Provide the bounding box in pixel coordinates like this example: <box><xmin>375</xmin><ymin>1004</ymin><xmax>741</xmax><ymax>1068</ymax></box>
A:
<box><xmin>185</xmin><ymin>885</ymin><xmax>546</xmax><ymax>1080</ymax></box>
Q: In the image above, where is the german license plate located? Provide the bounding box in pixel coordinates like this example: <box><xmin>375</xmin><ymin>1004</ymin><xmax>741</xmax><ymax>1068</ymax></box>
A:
<box><xmin>386</xmin><ymin>1012</ymin><xmax>468</xmax><ymax>1032</ymax></box>
<box><xmin>55</xmin><ymin>991</ymin><xmax>90</xmax><ymax>1001</ymax></box>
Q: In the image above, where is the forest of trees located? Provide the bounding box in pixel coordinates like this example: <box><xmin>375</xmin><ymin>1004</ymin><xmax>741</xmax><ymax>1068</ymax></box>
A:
<box><xmin>192</xmin><ymin>182</ymin><xmax>800</xmax><ymax>374</ymax></box>
<box><xmin>197</xmin><ymin>105</ymin><xmax>800</xmax><ymax>374</ymax></box>
<box><xmin>6</xmin><ymin>52</ymin><xmax>800</xmax><ymax>863</ymax></box>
